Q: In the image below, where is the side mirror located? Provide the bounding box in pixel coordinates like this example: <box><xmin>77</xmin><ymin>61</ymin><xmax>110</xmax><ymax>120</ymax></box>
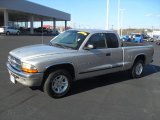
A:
<box><xmin>84</xmin><ymin>44</ymin><xmax>94</xmax><ymax>50</ymax></box>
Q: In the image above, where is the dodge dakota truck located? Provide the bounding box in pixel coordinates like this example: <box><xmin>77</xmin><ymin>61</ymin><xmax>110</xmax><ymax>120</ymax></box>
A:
<box><xmin>7</xmin><ymin>29</ymin><xmax>154</xmax><ymax>98</ymax></box>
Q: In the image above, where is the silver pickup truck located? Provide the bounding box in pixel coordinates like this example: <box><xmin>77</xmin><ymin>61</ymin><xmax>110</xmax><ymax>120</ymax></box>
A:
<box><xmin>7</xmin><ymin>29</ymin><xmax>154</xmax><ymax>98</ymax></box>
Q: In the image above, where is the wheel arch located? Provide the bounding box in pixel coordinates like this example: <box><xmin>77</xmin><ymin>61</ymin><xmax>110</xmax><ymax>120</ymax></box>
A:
<box><xmin>41</xmin><ymin>63</ymin><xmax>75</xmax><ymax>86</ymax></box>
<box><xmin>130</xmin><ymin>54</ymin><xmax>146</xmax><ymax>78</ymax></box>
<box><xmin>6</xmin><ymin>31</ymin><xmax>10</xmax><ymax>34</ymax></box>
<box><xmin>133</xmin><ymin>54</ymin><xmax>146</xmax><ymax>65</ymax></box>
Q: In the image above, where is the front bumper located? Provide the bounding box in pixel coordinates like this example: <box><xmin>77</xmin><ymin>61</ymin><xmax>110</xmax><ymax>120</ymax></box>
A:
<box><xmin>6</xmin><ymin>62</ymin><xmax>43</xmax><ymax>86</ymax></box>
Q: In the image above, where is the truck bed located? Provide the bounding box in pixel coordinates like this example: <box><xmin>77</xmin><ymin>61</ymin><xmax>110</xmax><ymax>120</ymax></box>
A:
<box><xmin>122</xmin><ymin>41</ymin><xmax>145</xmax><ymax>47</ymax></box>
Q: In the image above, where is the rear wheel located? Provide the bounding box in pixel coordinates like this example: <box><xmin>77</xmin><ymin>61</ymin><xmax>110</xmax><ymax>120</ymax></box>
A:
<box><xmin>130</xmin><ymin>60</ymin><xmax>144</xmax><ymax>78</ymax></box>
<box><xmin>6</xmin><ymin>31</ymin><xmax>10</xmax><ymax>35</ymax></box>
<box><xmin>17</xmin><ymin>31</ymin><xmax>20</xmax><ymax>35</ymax></box>
<box><xmin>43</xmin><ymin>69</ymin><xmax>72</xmax><ymax>98</ymax></box>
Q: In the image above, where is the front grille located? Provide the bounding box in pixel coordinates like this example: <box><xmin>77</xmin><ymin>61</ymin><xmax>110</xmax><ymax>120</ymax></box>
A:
<box><xmin>8</xmin><ymin>55</ymin><xmax>21</xmax><ymax>71</ymax></box>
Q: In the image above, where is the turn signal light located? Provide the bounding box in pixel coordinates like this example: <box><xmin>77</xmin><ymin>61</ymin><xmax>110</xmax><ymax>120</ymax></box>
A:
<box><xmin>22</xmin><ymin>68</ymin><xmax>38</xmax><ymax>73</ymax></box>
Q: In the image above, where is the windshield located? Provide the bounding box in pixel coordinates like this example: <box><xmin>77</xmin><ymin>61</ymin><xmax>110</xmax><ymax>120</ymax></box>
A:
<box><xmin>50</xmin><ymin>30</ymin><xmax>89</xmax><ymax>50</ymax></box>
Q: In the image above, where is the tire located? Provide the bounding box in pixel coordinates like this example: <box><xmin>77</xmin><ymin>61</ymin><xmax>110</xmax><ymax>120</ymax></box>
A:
<box><xmin>6</xmin><ymin>31</ymin><xmax>10</xmax><ymax>35</ymax></box>
<box><xmin>151</xmin><ymin>38</ymin><xmax>154</xmax><ymax>42</ymax></box>
<box><xmin>43</xmin><ymin>69</ymin><xmax>72</xmax><ymax>98</ymax></box>
<box><xmin>17</xmin><ymin>31</ymin><xmax>20</xmax><ymax>35</ymax></box>
<box><xmin>130</xmin><ymin>60</ymin><xmax>144</xmax><ymax>78</ymax></box>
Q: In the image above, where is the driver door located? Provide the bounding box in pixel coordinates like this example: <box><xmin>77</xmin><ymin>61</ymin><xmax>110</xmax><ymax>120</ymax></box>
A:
<box><xmin>77</xmin><ymin>33</ymin><xmax>112</xmax><ymax>79</ymax></box>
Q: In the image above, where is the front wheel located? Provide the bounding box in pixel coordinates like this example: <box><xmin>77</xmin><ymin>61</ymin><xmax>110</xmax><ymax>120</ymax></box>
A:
<box><xmin>43</xmin><ymin>69</ymin><xmax>72</xmax><ymax>98</ymax></box>
<box><xmin>130</xmin><ymin>60</ymin><xmax>144</xmax><ymax>78</ymax></box>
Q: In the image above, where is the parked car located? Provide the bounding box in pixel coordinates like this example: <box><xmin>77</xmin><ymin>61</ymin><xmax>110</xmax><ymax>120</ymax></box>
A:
<box><xmin>50</xmin><ymin>29</ymin><xmax>59</xmax><ymax>35</ymax></box>
<box><xmin>156</xmin><ymin>42</ymin><xmax>160</xmax><ymax>45</ymax></box>
<box><xmin>34</xmin><ymin>27</ymin><xmax>50</xmax><ymax>34</ymax></box>
<box><xmin>156</xmin><ymin>36</ymin><xmax>160</xmax><ymax>45</ymax></box>
<box><xmin>146</xmin><ymin>37</ymin><xmax>154</xmax><ymax>42</ymax></box>
<box><xmin>120</xmin><ymin>35</ymin><xmax>131</xmax><ymax>42</ymax></box>
<box><xmin>141</xmin><ymin>34</ymin><xmax>150</xmax><ymax>39</ymax></box>
<box><xmin>130</xmin><ymin>34</ymin><xmax>144</xmax><ymax>43</ymax></box>
<box><xmin>6</xmin><ymin>29</ymin><xmax>154</xmax><ymax>98</ymax></box>
<box><xmin>18</xmin><ymin>27</ymin><xmax>28</xmax><ymax>33</ymax></box>
<box><xmin>0</xmin><ymin>26</ymin><xmax>20</xmax><ymax>35</ymax></box>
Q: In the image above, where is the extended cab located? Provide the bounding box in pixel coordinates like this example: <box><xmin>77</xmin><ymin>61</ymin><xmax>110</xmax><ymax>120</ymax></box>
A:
<box><xmin>7</xmin><ymin>29</ymin><xmax>154</xmax><ymax>98</ymax></box>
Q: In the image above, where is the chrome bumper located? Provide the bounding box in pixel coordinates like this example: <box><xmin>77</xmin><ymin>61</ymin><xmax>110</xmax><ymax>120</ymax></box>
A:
<box><xmin>6</xmin><ymin>62</ymin><xmax>43</xmax><ymax>86</ymax></box>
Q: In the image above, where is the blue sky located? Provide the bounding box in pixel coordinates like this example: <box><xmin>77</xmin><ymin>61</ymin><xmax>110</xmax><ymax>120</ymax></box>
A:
<box><xmin>28</xmin><ymin>0</ymin><xmax>160</xmax><ymax>29</ymax></box>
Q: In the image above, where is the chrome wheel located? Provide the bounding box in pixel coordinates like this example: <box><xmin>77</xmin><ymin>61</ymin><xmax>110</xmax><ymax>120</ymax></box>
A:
<box><xmin>130</xmin><ymin>60</ymin><xmax>144</xmax><ymax>78</ymax></box>
<box><xmin>51</xmin><ymin>75</ymin><xmax>68</xmax><ymax>94</ymax></box>
<box><xmin>135</xmin><ymin>63</ymin><xmax>143</xmax><ymax>76</ymax></box>
<box><xmin>44</xmin><ymin>69</ymin><xmax>72</xmax><ymax>98</ymax></box>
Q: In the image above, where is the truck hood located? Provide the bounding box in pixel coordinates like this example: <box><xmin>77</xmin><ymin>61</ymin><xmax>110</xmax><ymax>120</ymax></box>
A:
<box><xmin>10</xmin><ymin>44</ymin><xmax>75</xmax><ymax>60</ymax></box>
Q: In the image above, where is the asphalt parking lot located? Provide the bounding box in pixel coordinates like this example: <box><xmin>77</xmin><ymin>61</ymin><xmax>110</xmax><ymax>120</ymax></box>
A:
<box><xmin>0</xmin><ymin>35</ymin><xmax>160</xmax><ymax>120</ymax></box>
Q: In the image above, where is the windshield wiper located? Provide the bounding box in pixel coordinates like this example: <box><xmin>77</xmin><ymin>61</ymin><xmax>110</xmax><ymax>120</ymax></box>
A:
<box><xmin>50</xmin><ymin>42</ymin><xmax>74</xmax><ymax>49</ymax></box>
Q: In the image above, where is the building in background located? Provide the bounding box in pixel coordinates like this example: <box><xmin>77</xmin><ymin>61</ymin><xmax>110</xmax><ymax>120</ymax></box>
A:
<box><xmin>0</xmin><ymin>0</ymin><xmax>70</xmax><ymax>34</ymax></box>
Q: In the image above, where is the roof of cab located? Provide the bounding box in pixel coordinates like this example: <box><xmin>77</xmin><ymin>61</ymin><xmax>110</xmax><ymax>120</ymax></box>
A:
<box><xmin>67</xmin><ymin>29</ymin><xmax>117</xmax><ymax>34</ymax></box>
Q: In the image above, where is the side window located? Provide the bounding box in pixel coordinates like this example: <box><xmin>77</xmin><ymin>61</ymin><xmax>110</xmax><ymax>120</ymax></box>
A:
<box><xmin>105</xmin><ymin>33</ymin><xmax>119</xmax><ymax>48</ymax></box>
<box><xmin>8</xmin><ymin>27</ymin><xmax>12</xmax><ymax>29</ymax></box>
<box><xmin>87</xmin><ymin>33</ymin><xmax>106</xmax><ymax>49</ymax></box>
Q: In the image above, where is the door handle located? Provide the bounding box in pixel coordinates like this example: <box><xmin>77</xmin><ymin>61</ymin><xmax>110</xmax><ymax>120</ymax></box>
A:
<box><xmin>106</xmin><ymin>53</ymin><xmax>111</xmax><ymax>56</ymax></box>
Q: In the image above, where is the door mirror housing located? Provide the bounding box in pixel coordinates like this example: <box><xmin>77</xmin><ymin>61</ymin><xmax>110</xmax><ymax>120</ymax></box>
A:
<box><xmin>84</xmin><ymin>44</ymin><xmax>94</xmax><ymax>50</ymax></box>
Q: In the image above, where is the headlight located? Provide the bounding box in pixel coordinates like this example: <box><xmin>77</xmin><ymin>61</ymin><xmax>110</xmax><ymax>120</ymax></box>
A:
<box><xmin>22</xmin><ymin>62</ymin><xmax>38</xmax><ymax>73</ymax></box>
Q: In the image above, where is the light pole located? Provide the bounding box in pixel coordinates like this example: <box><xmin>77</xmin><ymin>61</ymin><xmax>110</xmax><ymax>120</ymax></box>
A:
<box><xmin>120</xmin><ymin>9</ymin><xmax>125</xmax><ymax>36</ymax></box>
<box><xmin>112</xmin><ymin>25</ymin><xmax>114</xmax><ymax>30</ymax></box>
<box><xmin>106</xmin><ymin>0</ymin><xmax>110</xmax><ymax>30</ymax></box>
<box><xmin>117</xmin><ymin>0</ymin><xmax>120</xmax><ymax>35</ymax></box>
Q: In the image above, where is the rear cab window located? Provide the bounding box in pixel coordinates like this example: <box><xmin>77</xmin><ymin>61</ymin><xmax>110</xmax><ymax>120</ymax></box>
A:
<box><xmin>105</xmin><ymin>33</ymin><xmax>119</xmax><ymax>48</ymax></box>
